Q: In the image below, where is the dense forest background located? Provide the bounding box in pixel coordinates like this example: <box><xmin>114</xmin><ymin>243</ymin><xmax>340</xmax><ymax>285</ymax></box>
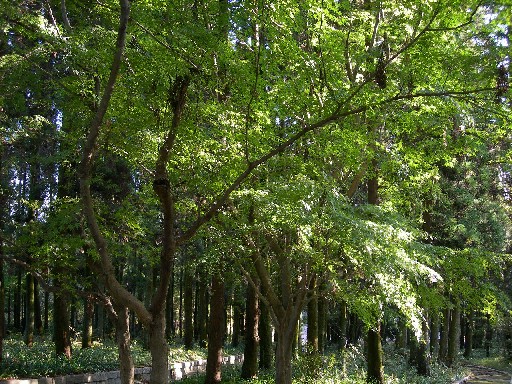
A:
<box><xmin>0</xmin><ymin>0</ymin><xmax>511</xmax><ymax>383</ymax></box>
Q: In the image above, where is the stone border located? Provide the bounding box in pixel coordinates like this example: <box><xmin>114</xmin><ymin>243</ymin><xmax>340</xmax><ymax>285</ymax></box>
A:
<box><xmin>0</xmin><ymin>355</ymin><xmax>244</xmax><ymax>384</ymax></box>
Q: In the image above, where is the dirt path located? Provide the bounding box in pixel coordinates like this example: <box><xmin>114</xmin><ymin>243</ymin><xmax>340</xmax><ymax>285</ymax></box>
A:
<box><xmin>461</xmin><ymin>365</ymin><xmax>511</xmax><ymax>383</ymax></box>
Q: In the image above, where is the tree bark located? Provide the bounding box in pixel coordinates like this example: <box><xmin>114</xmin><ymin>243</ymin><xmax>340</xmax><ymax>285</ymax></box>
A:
<box><xmin>447</xmin><ymin>301</ymin><xmax>461</xmax><ymax>367</ymax></box>
<box><xmin>148</xmin><ymin>310</ymin><xmax>168</xmax><ymax>384</ymax></box>
<box><xmin>114</xmin><ymin>305</ymin><xmax>134</xmax><ymax>384</ymax></box>
<box><xmin>196</xmin><ymin>273</ymin><xmax>208</xmax><ymax>348</ymax></box>
<box><xmin>231</xmin><ymin>303</ymin><xmax>241</xmax><ymax>347</ymax></box>
<box><xmin>307</xmin><ymin>277</ymin><xmax>318</xmax><ymax>352</ymax></box>
<box><xmin>165</xmin><ymin>269</ymin><xmax>175</xmax><ymax>340</ymax></box>
<box><xmin>430</xmin><ymin>311</ymin><xmax>440</xmax><ymax>356</ymax></box>
<box><xmin>463</xmin><ymin>310</ymin><xmax>474</xmax><ymax>358</ymax></box>
<box><xmin>258</xmin><ymin>300</ymin><xmax>272</xmax><ymax>369</ymax></box>
<box><xmin>82</xmin><ymin>295</ymin><xmax>94</xmax><ymax>349</ymax></box>
<box><xmin>340</xmin><ymin>301</ymin><xmax>348</xmax><ymax>350</ymax></box>
<box><xmin>24</xmin><ymin>273</ymin><xmax>35</xmax><ymax>346</ymax></box>
<box><xmin>367</xmin><ymin>325</ymin><xmax>384</xmax><ymax>384</ymax></box>
<box><xmin>54</xmin><ymin>289</ymin><xmax>71</xmax><ymax>358</ymax></box>
<box><xmin>241</xmin><ymin>280</ymin><xmax>259</xmax><ymax>379</ymax></box>
<box><xmin>205</xmin><ymin>275</ymin><xmax>225</xmax><ymax>384</ymax></box>
<box><xmin>318</xmin><ymin>282</ymin><xmax>327</xmax><ymax>353</ymax></box>
<box><xmin>439</xmin><ymin>307</ymin><xmax>450</xmax><ymax>362</ymax></box>
<box><xmin>14</xmin><ymin>269</ymin><xmax>21</xmax><ymax>331</ymax></box>
<box><xmin>34</xmin><ymin>280</ymin><xmax>42</xmax><ymax>335</ymax></box>
<box><xmin>275</xmin><ymin>321</ymin><xmax>295</xmax><ymax>384</ymax></box>
<box><xmin>0</xmin><ymin>256</ymin><xmax>3</xmax><ymax>362</ymax></box>
<box><xmin>183</xmin><ymin>266</ymin><xmax>194</xmax><ymax>349</ymax></box>
<box><xmin>417</xmin><ymin>317</ymin><xmax>431</xmax><ymax>376</ymax></box>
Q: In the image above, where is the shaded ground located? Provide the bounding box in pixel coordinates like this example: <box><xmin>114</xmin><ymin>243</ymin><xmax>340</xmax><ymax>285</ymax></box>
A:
<box><xmin>463</xmin><ymin>365</ymin><xmax>511</xmax><ymax>383</ymax></box>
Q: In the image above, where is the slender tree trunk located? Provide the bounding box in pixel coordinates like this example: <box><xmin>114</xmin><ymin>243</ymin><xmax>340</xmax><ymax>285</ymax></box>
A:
<box><xmin>430</xmin><ymin>311</ymin><xmax>440</xmax><ymax>356</ymax></box>
<box><xmin>54</xmin><ymin>290</ymin><xmax>71</xmax><ymax>358</ymax></box>
<box><xmin>366</xmin><ymin>157</ymin><xmax>383</xmax><ymax>383</ymax></box>
<box><xmin>114</xmin><ymin>305</ymin><xmax>134</xmax><ymax>384</ymax></box>
<box><xmin>367</xmin><ymin>324</ymin><xmax>384</xmax><ymax>384</ymax></box>
<box><xmin>205</xmin><ymin>275</ymin><xmax>225</xmax><ymax>384</ymax></box>
<box><xmin>241</xmin><ymin>280</ymin><xmax>259</xmax><ymax>379</ymax></box>
<box><xmin>318</xmin><ymin>282</ymin><xmax>327</xmax><ymax>353</ymax></box>
<box><xmin>397</xmin><ymin>318</ymin><xmax>407</xmax><ymax>351</ymax></box>
<box><xmin>14</xmin><ymin>269</ymin><xmax>21</xmax><ymax>331</ymax></box>
<box><xmin>148</xmin><ymin>309</ymin><xmax>168</xmax><ymax>384</ymax></box>
<box><xmin>307</xmin><ymin>277</ymin><xmax>318</xmax><ymax>352</ymax></box>
<box><xmin>165</xmin><ymin>270</ymin><xmax>174</xmax><ymax>340</ymax></box>
<box><xmin>447</xmin><ymin>301</ymin><xmax>461</xmax><ymax>367</ymax></box>
<box><xmin>439</xmin><ymin>307</ymin><xmax>450</xmax><ymax>362</ymax></box>
<box><xmin>82</xmin><ymin>295</ymin><xmax>94</xmax><ymax>348</ymax></box>
<box><xmin>0</xmin><ymin>256</ymin><xmax>3</xmax><ymax>362</ymax></box>
<box><xmin>417</xmin><ymin>316</ymin><xmax>431</xmax><ymax>376</ymax></box>
<box><xmin>463</xmin><ymin>310</ymin><xmax>474</xmax><ymax>358</ymax></box>
<box><xmin>24</xmin><ymin>273</ymin><xmax>35</xmax><ymax>347</ymax></box>
<box><xmin>231</xmin><ymin>302</ymin><xmax>241</xmax><ymax>347</ymax></box>
<box><xmin>340</xmin><ymin>301</ymin><xmax>348</xmax><ymax>350</ymax></box>
<box><xmin>196</xmin><ymin>274</ymin><xmax>208</xmax><ymax>348</ymax></box>
<box><xmin>485</xmin><ymin>313</ymin><xmax>492</xmax><ymax>357</ymax></box>
<box><xmin>183</xmin><ymin>266</ymin><xmax>194</xmax><ymax>349</ymax></box>
<box><xmin>34</xmin><ymin>280</ymin><xmax>42</xmax><ymax>335</ymax></box>
<box><xmin>259</xmin><ymin>300</ymin><xmax>272</xmax><ymax>369</ymax></box>
<box><xmin>44</xmin><ymin>290</ymin><xmax>49</xmax><ymax>331</ymax></box>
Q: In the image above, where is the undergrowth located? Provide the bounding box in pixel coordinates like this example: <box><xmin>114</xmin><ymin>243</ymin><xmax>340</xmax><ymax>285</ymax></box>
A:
<box><xmin>0</xmin><ymin>335</ymin><xmax>490</xmax><ymax>383</ymax></box>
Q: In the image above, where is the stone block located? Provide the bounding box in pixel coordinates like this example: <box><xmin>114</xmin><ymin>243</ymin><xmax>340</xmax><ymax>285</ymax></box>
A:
<box><xmin>66</xmin><ymin>375</ymin><xmax>86</xmax><ymax>384</ymax></box>
<box><xmin>53</xmin><ymin>376</ymin><xmax>66</xmax><ymax>384</ymax></box>
<box><xmin>38</xmin><ymin>378</ymin><xmax>55</xmax><ymax>384</ymax></box>
<box><xmin>105</xmin><ymin>372</ymin><xmax>119</xmax><ymax>381</ymax></box>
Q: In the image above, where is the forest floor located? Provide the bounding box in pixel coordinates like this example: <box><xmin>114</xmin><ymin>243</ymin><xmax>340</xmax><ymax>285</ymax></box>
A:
<box><xmin>461</xmin><ymin>365</ymin><xmax>511</xmax><ymax>383</ymax></box>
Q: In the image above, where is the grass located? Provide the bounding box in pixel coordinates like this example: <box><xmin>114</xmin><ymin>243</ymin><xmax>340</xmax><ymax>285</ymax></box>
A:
<box><xmin>1</xmin><ymin>334</ymin><xmax>508</xmax><ymax>383</ymax></box>
<box><xmin>0</xmin><ymin>335</ymin><xmax>211</xmax><ymax>379</ymax></box>
<box><xmin>465</xmin><ymin>348</ymin><xmax>512</xmax><ymax>374</ymax></box>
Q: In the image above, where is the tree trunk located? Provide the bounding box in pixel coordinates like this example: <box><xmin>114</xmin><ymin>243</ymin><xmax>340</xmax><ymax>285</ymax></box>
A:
<box><xmin>318</xmin><ymin>282</ymin><xmax>327</xmax><ymax>353</ymax></box>
<box><xmin>275</xmin><ymin>323</ymin><xmax>294</xmax><ymax>384</ymax></box>
<box><xmin>307</xmin><ymin>277</ymin><xmax>318</xmax><ymax>352</ymax></box>
<box><xmin>34</xmin><ymin>280</ymin><xmax>42</xmax><ymax>335</ymax></box>
<box><xmin>82</xmin><ymin>295</ymin><xmax>94</xmax><ymax>349</ymax></box>
<box><xmin>463</xmin><ymin>310</ymin><xmax>474</xmax><ymax>358</ymax></box>
<box><xmin>24</xmin><ymin>273</ymin><xmax>35</xmax><ymax>347</ymax></box>
<box><xmin>259</xmin><ymin>300</ymin><xmax>272</xmax><ymax>369</ymax></box>
<box><xmin>148</xmin><ymin>309</ymin><xmax>168</xmax><ymax>384</ymax></box>
<box><xmin>114</xmin><ymin>305</ymin><xmax>134</xmax><ymax>384</ymax></box>
<box><xmin>485</xmin><ymin>313</ymin><xmax>491</xmax><ymax>357</ymax></box>
<box><xmin>397</xmin><ymin>318</ymin><xmax>407</xmax><ymax>351</ymax></box>
<box><xmin>0</xmin><ymin>256</ymin><xmax>4</xmax><ymax>362</ymax></box>
<box><xmin>183</xmin><ymin>266</ymin><xmax>194</xmax><ymax>349</ymax></box>
<box><xmin>205</xmin><ymin>275</ymin><xmax>225</xmax><ymax>384</ymax></box>
<box><xmin>340</xmin><ymin>301</ymin><xmax>348</xmax><ymax>350</ymax></box>
<box><xmin>14</xmin><ymin>269</ymin><xmax>21</xmax><ymax>331</ymax></box>
<box><xmin>430</xmin><ymin>312</ymin><xmax>440</xmax><ymax>356</ymax></box>
<box><xmin>439</xmin><ymin>307</ymin><xmax>450</xmax><ymax>362</ymax></box>
<box><xmin>165</xmin><ymin>270</ymin><xmax>174</xmax><ymax>340</ymax></box>
<box><xmin>196</xmin><ymin>274</ymin><xmax>208</xmax><ymax>348</ymax></box>
<box><xmin>44</xmin><ymin>290</ymin><xmax>49</xmax><ymax>331</ymax></box>
<box><xmin>417</xmin><ymin>317</ymin><xmax>431</xmax><ymax>376</ymax></box>
<box><xmin>367</xmin><ymin>324</ymin><xmax>384</xmax><ymax>384</ymax></box>
<box><xmin>447</xmin><ymin>301</ymin><xmax>461</xmax><ymax>367</ymax></box>
<box><xmin>54</xmin><ymin>290</ymin><xmax>71</xmax><ymax>358</ymax></box>
<box><xmin>231</xmin><ymin>302</ymin><xmax>241</xmax><ymax>347</ymax></box>
<box><xmin>241</xmin><ymin>281</ymin><xmax>259</xmax><ymax>379</ymax></box>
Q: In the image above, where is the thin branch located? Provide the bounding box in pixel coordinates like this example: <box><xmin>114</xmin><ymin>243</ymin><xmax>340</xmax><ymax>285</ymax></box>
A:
<box><xmin>78</xmin><ymin>0</ymin><xmax>152</xmax><ymax>326</ymax></box>
<box><xmin>425</xmin><ymin>2</ymin><xmax>482</xmax><ymax>32</ymax></box>
<box><xmin>177</xmin><ymin>85</ymin><xmax>495</xmax><ymax>244</ymax></box>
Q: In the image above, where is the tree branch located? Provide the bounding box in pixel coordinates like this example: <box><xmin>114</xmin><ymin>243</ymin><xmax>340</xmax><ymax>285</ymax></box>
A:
<box><xmin>78</xmin><ymin>0</ymin><xmax>152</xmax><ymax>326</ymax></box>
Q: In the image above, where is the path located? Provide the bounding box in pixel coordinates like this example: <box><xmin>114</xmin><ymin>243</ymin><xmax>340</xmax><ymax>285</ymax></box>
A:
<box><xmin>460</xmin><ymin>365</ymin><xmax>511</xmax><ymax>384</ymax></box>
